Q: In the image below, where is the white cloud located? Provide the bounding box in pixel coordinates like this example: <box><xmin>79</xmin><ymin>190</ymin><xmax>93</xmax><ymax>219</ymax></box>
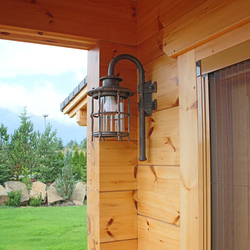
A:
<box><xmin>0</xmin><ymin>81</ymin><xmax>75</xmax><ymax>125</ymax></box>
<box><xmin>0</xmin><ymin>39</ymin><xmax>88</xmax><ymax>125</ymax></box>
<box><xmin>0</xmin><ymin>40</ymin><xmax>87</xmax><ymax>81</ymax></box>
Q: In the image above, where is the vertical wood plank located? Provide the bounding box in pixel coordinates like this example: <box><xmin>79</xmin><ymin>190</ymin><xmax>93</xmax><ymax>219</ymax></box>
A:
<box><xmin>178</xmin><ymin>50</ymin><xmax>199</xmax><ymax>250</ymax></box>
<box><xmin>87</xmin><ymin>43</ymin><xmax>101</xmax><ymax>250</ymax></box>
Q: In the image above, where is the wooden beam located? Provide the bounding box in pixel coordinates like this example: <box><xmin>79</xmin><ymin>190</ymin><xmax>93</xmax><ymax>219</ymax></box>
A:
<box><xmin>178</xmin><ymin>50</ymin><xmax>199</xmax><ymax>250</ymax></box>
<box><xmin>163</xmin><ymin>0</ymin><xmax>250</xmax><ymax>58</ymax></box>
<box><xmin>63</xmin><ymin>85</ymin><xmax>87</xmax><ymax>118</ymax></box>
<box><xmin>196</xmin><ymin>22</ymin><xmax>250</xmax><ymax>61</ymax></box>
<box><xmin>76</xmin><ymin>109</ymin><xmax>87</xmax><ymax>126</ymax></box>
<box><xmin>0</xmin><ymin>0</ymin><xmax>136</xmax><ymax>46</ymax></box>
<box><xmin>0</xmin><ymin>24</ymin><xmax>96</xmax><ymax>50</ymax></box>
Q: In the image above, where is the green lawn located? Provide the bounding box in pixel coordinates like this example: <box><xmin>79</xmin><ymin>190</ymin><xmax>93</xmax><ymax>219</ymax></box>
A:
<box><xmin>0</xmin><ymin>205</ymin><xmax>87</xmax><ymax>250</ymax></box>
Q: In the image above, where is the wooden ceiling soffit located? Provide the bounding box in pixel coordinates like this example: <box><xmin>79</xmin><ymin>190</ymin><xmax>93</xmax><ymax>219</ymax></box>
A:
<box><xmin>63</xmin><ymin>85</ymin><xmax>87</xmax><ymax>119</ymax></box>
<box><xmin>162</xmin><ymin>0</ymin><xmax>250</xmax><ymax>58</ymax></box>
<box><xmin>0</xmin><ymin>25</ymin><xmax>97</xmax><ymax>50</ymax></box>
<box><xmin>0</xmin><ymin>0</ymin><xmax>136</xmax><ymax>46</ymax></box>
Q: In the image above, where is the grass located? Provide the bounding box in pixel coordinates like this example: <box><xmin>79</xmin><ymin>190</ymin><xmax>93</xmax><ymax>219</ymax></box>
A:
<box><xmin>0</xmin><ymin>205</ymin><xmax>87</xmax><ymax>250</ymax></box>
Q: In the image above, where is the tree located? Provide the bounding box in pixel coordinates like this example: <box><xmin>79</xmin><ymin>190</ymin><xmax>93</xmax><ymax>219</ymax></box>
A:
<box><xmin>66</xmin><ymin>140</ymin><xmax>78</xmax><ymax>149</ymax></box>
<box><xmin>71</xmin><ymin>146</ymin><xmax>87</xmax><ymax>181</ymax></box>
<box><xmin>54</xmin><ymin>148</ymin><xmax>75</xmax><ymax>200</ymax></box>
<box><xmin>0</xmin><ymin>124</ymin><xmax>9</xmax><ymax>151</ymax></box>
<box><xmin>79</xmin><ymin>151</ymin><xmax>87</xmax><ymax>182</ymax></box>
<box><xmin>34</xmin><ymin>124</ymin><xmax>64</xmax><ymax>183</ymax></box>
<box><xmin>80</xmin><ymin>138</ymin><xmax>87</xmax><ymax>151</ymax></box>
<box><xmin>71</xmin><ymin>146</ymin><xmax>79</xmax><ymax>167</ymax></box>
<box><xmin>0</xmin><ymin>124</ymin><xmax>11</xmax><ymax>185</ymax></box>
<box><xmin>7</xmin><ymin>108</ymin><xmax>37</xmax><ymax>181</ymax></box>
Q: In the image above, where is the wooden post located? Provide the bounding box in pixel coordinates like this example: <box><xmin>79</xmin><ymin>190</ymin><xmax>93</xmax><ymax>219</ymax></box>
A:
<box><xmin>178</xmin><ymin>49</ymin><xmax>199</xmax><ymax>250</ymax></box>
<box><xmin>87</xmin><ymin>41</ymin><xmax>138</xmax><ymax>250</ymax></box>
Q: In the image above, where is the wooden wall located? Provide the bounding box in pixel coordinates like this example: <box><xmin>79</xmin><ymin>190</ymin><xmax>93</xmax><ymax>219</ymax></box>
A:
<box><xmin>137</xmin><ymin>1</ymin><xmax>184</xmax><ymax>249</ymax></box>
<box><xmin>0</xmin><ymin>1</ymin><xmax>249</xmax><ymax>250</ymax></box>
<box><xmin>137</xmin><ymin>0</ymin><xmax>250</xmax><ymax>250</ymax></box>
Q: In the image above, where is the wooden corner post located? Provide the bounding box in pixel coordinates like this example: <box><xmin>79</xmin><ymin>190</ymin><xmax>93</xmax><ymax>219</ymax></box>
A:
<box><xmin>87</xmin><ymin>41</ymin><xmax>138</xmax><ymax>250</ymax></box>
<box><xmin>178</xmin><ymin>49</ymin><xmax>200</xmax><ymax>250</ymax></box>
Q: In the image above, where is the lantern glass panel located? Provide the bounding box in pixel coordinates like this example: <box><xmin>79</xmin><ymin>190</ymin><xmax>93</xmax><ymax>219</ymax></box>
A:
<box><xmin>100</xmin><ymin>96</ymin><xmax>126</xmax><ymax>133</ymax></box>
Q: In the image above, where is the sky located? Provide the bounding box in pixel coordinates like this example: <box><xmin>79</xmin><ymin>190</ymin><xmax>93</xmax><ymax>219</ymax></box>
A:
<box><xmin>0</xmin><ymin>39</ymin><xmax>87</xmax><ymax>125</ymax></box>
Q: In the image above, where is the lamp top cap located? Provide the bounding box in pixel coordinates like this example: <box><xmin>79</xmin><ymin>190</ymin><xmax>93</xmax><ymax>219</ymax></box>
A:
<box><xmin>100</xmin><ymin>75</ymin><xmax>122</xmax><ymax>87</ymax></box>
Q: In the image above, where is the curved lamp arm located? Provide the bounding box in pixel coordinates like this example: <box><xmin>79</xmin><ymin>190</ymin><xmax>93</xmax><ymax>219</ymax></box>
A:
<box><xmin>108</xmin><ymin>54</ymin><xmax>147</xmax><ymax>161</ymax></box>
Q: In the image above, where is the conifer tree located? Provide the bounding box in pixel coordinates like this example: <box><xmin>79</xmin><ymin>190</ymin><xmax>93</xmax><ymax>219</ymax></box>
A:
<box><xmin>54</xmin><ymin>148</ymin><xmax>74</xmax><ymax>200</ymax></box>
<box><xmin>35</xmin><ymin>124</ymin><xmax>64</xmax><ymax>183</ymax></box>
<box><xmin>0</xmin><ymin>124</ymin><xmax>11</xmax><ymax>185</ymax></box>
<box><xmin>7</xmin><ymin>108</ymin><xmax>37</xmax><ymax>180</ymax></box>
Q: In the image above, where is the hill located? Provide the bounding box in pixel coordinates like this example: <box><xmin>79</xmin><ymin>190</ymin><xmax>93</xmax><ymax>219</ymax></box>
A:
<box><xmin>0</xmin><ymin>108</ymin><xmax>87</xmax><ymax>145</ymax></box>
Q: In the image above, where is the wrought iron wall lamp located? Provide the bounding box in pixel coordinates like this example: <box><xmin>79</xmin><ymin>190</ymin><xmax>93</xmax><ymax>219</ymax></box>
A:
<box><xmin>87</xmin><ymin>54</ymin><xmax>157</xmax><ymax>161</ymax></box>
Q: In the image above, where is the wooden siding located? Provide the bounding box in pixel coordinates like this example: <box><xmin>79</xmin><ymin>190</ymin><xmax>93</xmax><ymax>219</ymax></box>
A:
<box><xmin>163</xmin><ymin>0</ymin><xmax>250</xmax><ymax>58</ymax></box>
<box><xmin>138</xmin><ymin>216</ymin><xmax>180</xmax><ymax>250</ymax></box>
<box><xmin>138</xmin><ymin>166</ymin><xmax>180</xmax><ymax>226</ymax></box>
<box><xmin>137</xmin><ymin>1</ymin><xmax>181</xmax><ymax>249</ymax></box>
<box><xmin>0</xmin><ymin>1</ymin><xmax>249</xmax><ymax>250</ymax></box>
<box><xmin>100</xmin><ymin>239</ymin><xmax>138</xmax><ymax>250</ymax></box>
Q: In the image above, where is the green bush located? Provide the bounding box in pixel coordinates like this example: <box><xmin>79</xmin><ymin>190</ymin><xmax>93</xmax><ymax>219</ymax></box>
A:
<box><xmin>54</xmin><ymin>164</ymin><xmax>75</xmax><ymax>200</ymax></box>
<box><xmin>6</xmin><ymin>190</ymin><xmax>22</xmax><ymax>207</ymax></box>
<box><xmin>29</xmin><ymin>194</ymin><xmax>42</xmax><ymax>207</ymax></box>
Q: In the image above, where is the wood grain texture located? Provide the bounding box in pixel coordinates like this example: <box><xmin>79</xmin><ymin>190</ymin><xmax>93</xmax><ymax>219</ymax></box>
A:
<box><xmin>0</xmin><ymin>0</ymin><xmax>137</xmax><ymax>46</ymax></box>
<box><xmin>138</xmin><ymin>215</ymin><xmax>180</xmax><ymax>250</ymax></box>
<box><xmin>100</xmin><ymin>191</ymin><xmax>138</xmax><ymax>243</ymax></box>
<box><xmin>0</xmin><ymin>24</ymin><xmax>96</xmax><ymax>50</ymax></box>
<box><xmin>99</xmin><ymin>141</ymin><xmax>137</xmax><ymax>191</ymax></box>
<box><xmin>137</xmin><ymin>29</ymin><xmax>165</xmax><ymax>65</ymax></box>
<box><xmin>196</xmin><ymin>22</ymin><xmax>250</xmax><ymax>61</ymax></box>
<box><xmin>87</xmin><ymin>45</ymin><xmax>101</xmax><ymax>250</ymax></box>
<box><xmin>144</xmin><ymin>54</ymin><xmax>178</xmax><ymax>111</ymax></box>
<box><xmin>87</xmin><ymin>42</ymin><xmax>139</xmax><ymax>248</ymax></box>
<box><xmin>87</xmin><ymin>190</ymin><xmax>100</xmax><ymax>249</ymax></box>
<box><xmin>100</xmin><ymin>239</ymin><xmax>138</xmax><ymax>250</ymax></box>
<box><xmin>76</xmin><ymin>109</ymin><xmax>87</xmax><ymax>126</ymax></box>
<box><xmin>137</xmin><ymin>0</ymin><xmax>206</xmax><ymax>45</ymax></box>
<box><xmin>138</xmin><ymin>166</ymin><xmax>180</xmax><ymax>226</ymax></box>
<box><xmin>138</xmin><ymin>106</ymin><xmax>179</xmax><ymax>166</ymax></box>
<box><xmin>178</xmin><ymin>50</ymin><xmax>199</xmax><ymax>250</ymax></box>
<box><xmin>163</xmin><ymin>0</ymin><xmax>250</xmax><ymax>57</ymax></box>
<box><xmin>87</xmin><ymin>44</ymin><xmax>100</xmax><ymax>192</ymax></box>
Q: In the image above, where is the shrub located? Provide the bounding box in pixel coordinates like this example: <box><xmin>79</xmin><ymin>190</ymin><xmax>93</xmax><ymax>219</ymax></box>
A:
<box><xmin>6</xmin><ymin>190</ymin><xmax>22</xmax><ymax>207</ymax></box>
<box><xmin>54</xmin><ymin>164</ymin><xmax>75</xmax><ymax>200</ymax></box>
<box><xmin>29</xmin><ymin>194</ymin><xmax>42</xmax><ymax>207</ymax></box>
